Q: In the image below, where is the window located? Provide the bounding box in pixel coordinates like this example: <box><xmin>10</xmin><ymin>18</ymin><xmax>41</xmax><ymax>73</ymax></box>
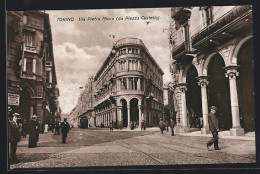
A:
<box><xmin>205</xmin><ymin>7</ymin><xmax>213</xmax><ymax>26</ymax></box>
<box><xmin>23</xmin><ymin>34</ymin><xmax>33</xmax><ymax>46</ymax></box>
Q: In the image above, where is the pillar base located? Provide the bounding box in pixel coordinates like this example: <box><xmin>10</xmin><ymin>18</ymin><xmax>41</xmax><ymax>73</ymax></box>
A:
<box><xmin>175</xmin><ymin>126</ymin><xmax>190</xmax><ymax>133</ymax></box>
<box><xmin>230</xmin><ymin>127</ymin><xmax>244</xmax><ymax>136</ymax></box>
<box><xmin>174</xmin><ymin>125</ymin><xmax>182</xmax><ymax>134</ymax></box>
<box><xmin>201</xmin><ymin>127</ymin><xmax>210</xmax><ymax>134</ymax></box>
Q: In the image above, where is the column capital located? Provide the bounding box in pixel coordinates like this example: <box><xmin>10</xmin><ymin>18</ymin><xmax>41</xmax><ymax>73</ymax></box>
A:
<box><xmin>224</xmin><ymin>66</ymin><xmax>240</xmax><ymax>79</ymax></box>
<box><xmin>178</xmin><ymin>83</ymin><xmax>188</xmax><ymax>93</ymax></box>
<box><xmin>197</xmin><ymin>76</ymin><xmax>209</xmax><ymax>88</ymax></box>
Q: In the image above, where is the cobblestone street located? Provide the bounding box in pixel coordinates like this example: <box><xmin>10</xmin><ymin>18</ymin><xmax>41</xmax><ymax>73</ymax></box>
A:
<box><xmin>10</xmin><ymin>128</ymin><xmax>256</xmax><ymax>169</ymax></box>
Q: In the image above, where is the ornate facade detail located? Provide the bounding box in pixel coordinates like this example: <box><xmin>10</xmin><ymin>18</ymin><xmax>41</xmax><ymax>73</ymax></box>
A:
<box><xmin>224</xmin><ymin>66</ymin><xmax>239</xmax><ymax>79</ymax></box>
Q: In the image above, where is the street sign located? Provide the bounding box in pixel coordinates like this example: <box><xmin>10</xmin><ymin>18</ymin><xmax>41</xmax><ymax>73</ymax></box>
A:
<box><xmin>8</xmin><ymin>93</ymin><xmax>20</xmax><ymax>106</ymax></box>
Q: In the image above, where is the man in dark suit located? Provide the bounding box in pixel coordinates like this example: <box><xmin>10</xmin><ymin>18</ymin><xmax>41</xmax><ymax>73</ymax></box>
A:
<box><xmin>8</xmin><ymin>107</ymin><xmax>21</xmax><ymax>163</ymax></box>
<box><xmin>61</xmin><ymin>118</ymin><xmax>70</xmax><ymax>144</ymax></box>
<box><xmin>169</xmin><ymin>119</ymin><xmax>175</xmax><ymax>136</ymax></box>
<box><xmin>159</xmin><ymin>118</ymin><xmax>165</xmax><ymax>134</ymax></box>
<box><xmin>206</xmin><ymin>106</ymin><xmax>221</xmax><ymax>151</ymax></box>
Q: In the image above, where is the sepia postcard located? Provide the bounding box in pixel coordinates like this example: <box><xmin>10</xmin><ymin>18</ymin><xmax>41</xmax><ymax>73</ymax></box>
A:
<box><xmin>6</xmin><ymin>4</ymin><xmax>257</xmax><ymax>172</ymax></box>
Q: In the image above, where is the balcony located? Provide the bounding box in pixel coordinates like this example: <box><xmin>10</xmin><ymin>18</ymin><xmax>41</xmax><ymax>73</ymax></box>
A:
<box><xmin>171</xmin><ymin>7</ymin><xmax>192</xmax><ymax>24</ymax></box>
<box><xmin>192</xmin><ymin>6</ymin><xmax>252</xmax><ymax>49</ymax></box>
<box><xmin>24</xmin><ymin>44</ymin><xmax>37</xmax><ymax>53</ymax></box>
<box><xmin>23</xmin><ymin>22</ymin><xmax>44</xmax><ymax>31</ymax></box>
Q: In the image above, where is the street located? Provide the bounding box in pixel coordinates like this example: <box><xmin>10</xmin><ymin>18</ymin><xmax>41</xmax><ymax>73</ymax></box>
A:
<box><xmin>10</xmin><ymin>128</ymin><xmax>255</xmax><ymax>169</ymax></box>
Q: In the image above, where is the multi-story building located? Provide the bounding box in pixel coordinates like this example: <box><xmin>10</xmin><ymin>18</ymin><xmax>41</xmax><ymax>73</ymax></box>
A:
<box><xmin>93</xmin><ymin>38</ymin><xmax>164</xmax><ymax>129</ymax></box>
<box><xmin>163</xmin><ymin>84</ymin><xmax>178</xmax><ymax>126</ymax></box>
<box><xmin>7</xmin><ymin>11</ymin><xmax>60</xmax><ymax>125</ymax></box>
<box><xmin>76</xmin><ymin>77</ymin><xmax>95</xmax><ymax>128</ymax></box>
<box><xmin>169</xmin><ymin>6</ymin><xmax>253</xmax><ymax>135</ymax></box>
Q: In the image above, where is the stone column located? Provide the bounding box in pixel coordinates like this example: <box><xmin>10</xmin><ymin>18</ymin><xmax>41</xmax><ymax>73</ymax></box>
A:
<box><xmin>137</xmin><ymin>78</ymin><xmax>140</xmax><ymax>90</ymax></box>
<box><xmin>117</xmin><ymin>106</ymin><xmax>122</xmax><ymax>122</ymax></box>
<box><xmin>138</xmin><ymin>105</ymin><xmax>142</xmax><ymax>129</ymax></box>
<box><xmin>179</xmin><ymin>83</ymin><xmax>190</xmax><ymax>133</ymax></box>
<box><xmin>224</xmin><ymin>66</ymin><xmax>244</xmax><ymax>136</ymax></box>
<box><xmin>138</xmin><ymin>60</ymin><xmax>140</xmax><ymax>71</ymax></box>
<box><xmin>126</xmin><ymin>60</ymin><xmax>129</xmax><ymax>71</ymax></box>
<box><xmin>126</xmin><ymin>78</ymin><xmax>129</xmax><ymax>89</ymax></box>
<box><xmin>197</xmin><ymin>76</ymin><xmax>210</xmax><ymax>134</ymax></box>
<box><xmin>127</xmin><ymin>105</ymin><xmax>130</xmax><ymax>128</ymax></box>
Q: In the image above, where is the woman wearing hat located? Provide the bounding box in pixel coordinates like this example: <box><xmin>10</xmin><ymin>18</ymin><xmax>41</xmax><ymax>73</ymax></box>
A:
<box><xmin>206</xmin><ymin>106</ymin><xmax>221</xmax><ymax>151</ymax></box>
<box><xmin>28</xmin><ymin>115</ymin><xmax>38</xmax><ymax>148</ymax></box>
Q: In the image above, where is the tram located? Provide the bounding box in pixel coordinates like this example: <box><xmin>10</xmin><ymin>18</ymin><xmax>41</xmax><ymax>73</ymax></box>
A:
<box><xmin>78</xmin><ymin>117</ymin><xmax>88</xmax><ymax>128</ymax></box>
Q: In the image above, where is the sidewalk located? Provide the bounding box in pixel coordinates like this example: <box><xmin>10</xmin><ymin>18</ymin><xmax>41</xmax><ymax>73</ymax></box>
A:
<box><xmin>88</xmin><ymin>127</ymin><xmax>255</xmax><ymax>141</ymax></box>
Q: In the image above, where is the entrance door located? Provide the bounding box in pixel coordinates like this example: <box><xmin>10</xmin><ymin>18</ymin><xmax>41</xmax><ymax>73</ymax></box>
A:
<box><xmin>130</xmin><ymin>98</ymin><xmax>139</xmax><ymax>125</ymax></box>
<box><xmin>121</xmin><ymin>99</ymin><xmax>128</xmax><ymax>127</ymax></box>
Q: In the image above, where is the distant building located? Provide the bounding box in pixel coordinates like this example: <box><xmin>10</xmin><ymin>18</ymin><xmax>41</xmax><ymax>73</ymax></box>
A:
<box><xmin>76</xmin><ymin>77</ymin><xmax>95</xmax><ymax>128</ymax></box>
<box><xmin>93</xmin><ymin>38</ymin><xmax>164</xmax><ymax>129</ymax></box>
<box><xmin>163</xmin><ymin>84</ymin><xmax>177</xmax><ymax>125</ymax></box>
<box><xmin>7</xmin><ymin>11</ymin><xmax>60</xmax><ymax>125</ymax></box>
<box><xmin>169</xmin><ymin>6</ymin><xmax>253</xmax><ymax>135</ymax></box>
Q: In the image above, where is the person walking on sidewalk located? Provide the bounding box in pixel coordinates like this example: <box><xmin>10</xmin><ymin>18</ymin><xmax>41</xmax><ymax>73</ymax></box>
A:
<box><xmin>159</xmin><ymin>118</ymin><xmax>166</xmax><ymax>134</ymax></box>
<box><xmin>206</xmin><ymin>106</ymin><xmax>221</xmax><ymax>151</ymax></box>
<box><xmin>28</xmin><ymin>115</ymin><xmax>39</xmax><ymax>148</ymax></box>
<box><xmin>8</xmin><ymin>108</ymin><xmax>21</xmax><ymax>163</ymax></box>
<box><xmin>61</xmin><ymin>118</ymin><xmax>70</xmax><ymax>144</ymax></box>
<box><xmin>169</xmin><ymin>118</ymin><xmax>175</xmax><ymax>136</ymax></box>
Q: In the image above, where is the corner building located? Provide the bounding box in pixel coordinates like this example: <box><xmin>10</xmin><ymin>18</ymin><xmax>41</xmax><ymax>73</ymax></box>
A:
<box><xmin>7</xmin><ymin>11</ymin><xmax>60</xmax><ymax>125</ymax></box>
<box><xmin>93</xmin><ymin>38</ymin><xmax>164</xmax><ymax>129</ymax></box>
<box><xmin>169</xmin><ymin>6</ymin><xmax>254</xmax><ymax>135</ymax></box>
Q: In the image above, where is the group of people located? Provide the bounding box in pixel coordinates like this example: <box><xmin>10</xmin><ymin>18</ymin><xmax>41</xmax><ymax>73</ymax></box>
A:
<box><xmin>159</xmin><ymin>118</ymin><xmax>176</xmax><ymax>136</ymax></box>
<box><xmin>8</xmin><ymin>106</ymin><xmax>71</xmax><ymax>163</ymax></box>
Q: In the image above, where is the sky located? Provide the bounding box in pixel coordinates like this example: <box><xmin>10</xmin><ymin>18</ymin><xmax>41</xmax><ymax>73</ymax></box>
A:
<box><xmin>47</xmin><ymin>8</ymin><xmax>172</xmax><ymax>114</ymax></box>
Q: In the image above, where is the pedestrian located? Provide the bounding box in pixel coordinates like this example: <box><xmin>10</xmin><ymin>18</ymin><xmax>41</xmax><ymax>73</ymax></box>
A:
<box><xmin>206</xmin><ymin>106</ymin><xmax>221</xmax><ymax>151</ymax></box>
<box><xmin>159</xmin><ymin>118</ymin><xmax>165</xmax><ymax>134</ymax></box>
<box><xmin>22</xmin><ymin>120</ymin><xmax>28</xmax><ymax>138</ymax></box>
<box><xmin>55</xmin><ymin>121</ymin><xmax>60</xmax><ymax>135</ymax></box>
<box><xmin>28</xmin><ymin>115</ymin><xmax>39</xmax><ymax>148</ymax></box>
<box><xmin>61</xmin><ymin>118</ymin><xmax>70</xmax><ymax>144</ymax></box>
<box><xmin>170</xmin><ymin>118</ymin><xmax>175</xmax><ymax>136</ymax></box>
<box><xmin>44</xmin><ymin>123</ymin><xmax>48</xmax><ymax>133</ymax></box>
<box><xmin>130</xmin><ymin>121</ymin><xmax>134</xmax><ymax>130</ymax></box>
<box><xmin>8</xmin><ymin>108</ymin><xmax>21</xmax><ymax>163</ymax></box>
<box><xmin>165</xmin><ymin>120</ymin><xmax>169</xmax><ymax>132</ymax></box>
<box><xmin>141</xmin><ymin>120</ymin><xmax>144</xmax><ymax>130</ymax></box>
<box><xmin>110</xmin><ymin>121</ymin><xmax>113</xmax><ymax>132</ymax></box>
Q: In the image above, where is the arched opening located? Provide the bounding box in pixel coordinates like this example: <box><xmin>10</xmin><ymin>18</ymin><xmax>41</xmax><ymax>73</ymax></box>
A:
<box><xmin>237</xmin><ymin>38</ymin><xmax>254</xmax><ymax>132</ymax></box>
<box><xmin>186</xmin><ymin>65</ymin><xmax>202</xmax><ymax>128</ymax></box>
<box><xmin>121</xmin><ymin>99</ymin><xmax>128</xmax><ymax>127</ymax></box>
<box><xmin>19</xmin><ymin>87</ymin><xmax>31</xmax><ymax>122</ymax></box>
<box><xmin>208</xmin><ymin>54</ymin><xmax>232</xmax><ymax>130</ymax></box>
<box><xmin>130</xmin><ymin>98</ymin><xmax>139</xmax><ymax>126</ymax></box>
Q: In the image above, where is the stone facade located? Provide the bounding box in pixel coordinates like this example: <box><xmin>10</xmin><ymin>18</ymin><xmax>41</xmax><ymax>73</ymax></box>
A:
<box><xmin>93</xmin><ymin>38</ymin><xmax>164</xmax><ymax>129</ymax></box>
<box><xmin>7</xmin><ymin>11</ymin><xmax>60</xmax><ymax>125</ymax></box>
<box><xmin>170</xmin><ymin>6</ymin><xmax>254</xmax><ymax>135</ymax></box>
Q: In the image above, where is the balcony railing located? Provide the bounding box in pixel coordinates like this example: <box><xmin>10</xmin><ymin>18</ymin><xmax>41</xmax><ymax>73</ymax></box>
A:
<box><xmin>24</xmin><ymin>45</ymin><xmax>37</xmax><ymax>53</ymax></box>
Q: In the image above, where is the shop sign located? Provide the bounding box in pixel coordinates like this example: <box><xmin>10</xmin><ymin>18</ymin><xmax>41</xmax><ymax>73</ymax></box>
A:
<box><xmin>8</xmin><ymin>93</ymin><xmax>20</xmax><ymax>106</ymax></box>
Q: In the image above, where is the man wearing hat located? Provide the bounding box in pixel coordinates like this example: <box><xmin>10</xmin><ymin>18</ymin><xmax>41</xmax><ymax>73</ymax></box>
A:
<box><xmin>8</xmin><ymin>107</ymin><xmax>21</xmax><ymax>163</ymax></box>
<box><xmin>28</xmin><ymin>115</ymin><xmax>39</xmax><ymax>148</ymax></box>
<box><xmin>206</xmin><ymin>106</ymin><xmax>221</xmax><ymax>151</ymax></box>
<box><xmin>61</xmin><ymin>118</ymin><xmax>70</xmax><ymax>144</ymax></box>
